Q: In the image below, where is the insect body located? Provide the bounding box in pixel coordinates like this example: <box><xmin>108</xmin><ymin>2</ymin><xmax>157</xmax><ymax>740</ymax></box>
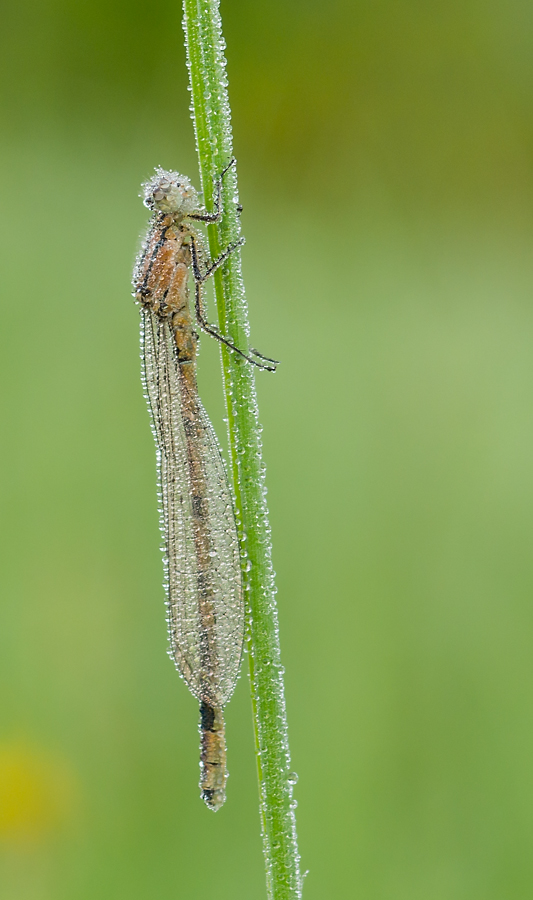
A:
<box><xmin>132</xmin><ymin>161</ymin><xmax>274</xmax><ymax>810</ymax></box>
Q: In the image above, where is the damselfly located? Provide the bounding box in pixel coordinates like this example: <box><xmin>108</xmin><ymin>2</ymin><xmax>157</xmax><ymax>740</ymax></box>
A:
<box><xmin>132</xmin><ymin>160</ymin><xmax>276</xmax><ymax>810</ymax></box>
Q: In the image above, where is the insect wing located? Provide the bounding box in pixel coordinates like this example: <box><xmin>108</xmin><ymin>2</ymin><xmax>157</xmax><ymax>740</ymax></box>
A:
<box><xmin>141</xmin><ymin>309</ymin><xmax>244</xmax><ymax>706</ymax></box>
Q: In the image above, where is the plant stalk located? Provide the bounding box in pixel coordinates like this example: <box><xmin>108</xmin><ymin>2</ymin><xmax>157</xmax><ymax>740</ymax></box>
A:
<box><xmin>182</xmin><ymin>1</ymin><xmax>302</xmax><ymax>897</ymax></box>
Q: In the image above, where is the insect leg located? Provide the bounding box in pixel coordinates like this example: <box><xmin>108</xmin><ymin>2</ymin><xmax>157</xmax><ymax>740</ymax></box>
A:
<box><xmin>190</xmin><ymin>234</ymin><xmax>245</xmax><ymax>283</ymax></box>
<box><xmin>248</xmin><ymin>347</ymin><xmax>280</xmax><ymax>365</ymax></box>
<box><xmin>190</xmin><ymin>237</ymin><xmax>277</xmax><ymax>372</ymax></box>
<box><xmin>189</xmin><ymin>157</ymin><xmax>236</xmax><ymax>224</ymax></box>
<box><xmin>193</xmin><ymin>281</ymin><xmax>276</xmax><ymax>371</ymax></box>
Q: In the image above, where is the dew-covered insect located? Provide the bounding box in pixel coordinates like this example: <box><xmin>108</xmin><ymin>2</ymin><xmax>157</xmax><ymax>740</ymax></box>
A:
<box><xmin>132</xmin><ymin>159</ymin><xmax>276</xmax><ymax>810</ymax></box>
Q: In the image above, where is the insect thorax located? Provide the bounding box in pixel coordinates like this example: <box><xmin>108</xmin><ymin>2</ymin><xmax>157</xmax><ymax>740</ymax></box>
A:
<box><xmin>135</xmin><ymin>217</ymin><xmax>199</xmax><ymax>365</ymax></box>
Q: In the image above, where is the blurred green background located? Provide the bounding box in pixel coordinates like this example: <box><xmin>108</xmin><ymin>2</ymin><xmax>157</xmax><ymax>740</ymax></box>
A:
<box><xmin>1</xmin><ymin>1</ymin><xmax>533</xmax><ymax>897</ymax></box>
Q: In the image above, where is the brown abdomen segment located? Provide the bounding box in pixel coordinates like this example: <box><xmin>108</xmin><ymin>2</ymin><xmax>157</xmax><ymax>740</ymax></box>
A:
<box><xmin>199</xmin><ymin>701</ymin><xmax>227</xmax><ymax>811</ymax></box>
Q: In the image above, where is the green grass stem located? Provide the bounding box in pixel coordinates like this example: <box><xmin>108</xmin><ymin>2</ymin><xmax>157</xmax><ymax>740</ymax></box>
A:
<box><xmin>181</xmin><ymin>1</ymin><xmax>303</xmax><ymax>897</ymax></box>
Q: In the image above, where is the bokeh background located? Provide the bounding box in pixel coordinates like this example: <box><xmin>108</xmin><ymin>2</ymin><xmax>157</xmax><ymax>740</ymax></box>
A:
<box><xmin>1</xmin><ymin>1</ymin><xmax>533</xmax><ymax>897</ymax></box>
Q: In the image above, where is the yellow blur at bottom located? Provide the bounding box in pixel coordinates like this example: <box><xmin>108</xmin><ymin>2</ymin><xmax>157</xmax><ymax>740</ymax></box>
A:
<box><xmin>0</xmin><ymin>742</ymin><xmax>78</xmax><ymax>844</ymax></box>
